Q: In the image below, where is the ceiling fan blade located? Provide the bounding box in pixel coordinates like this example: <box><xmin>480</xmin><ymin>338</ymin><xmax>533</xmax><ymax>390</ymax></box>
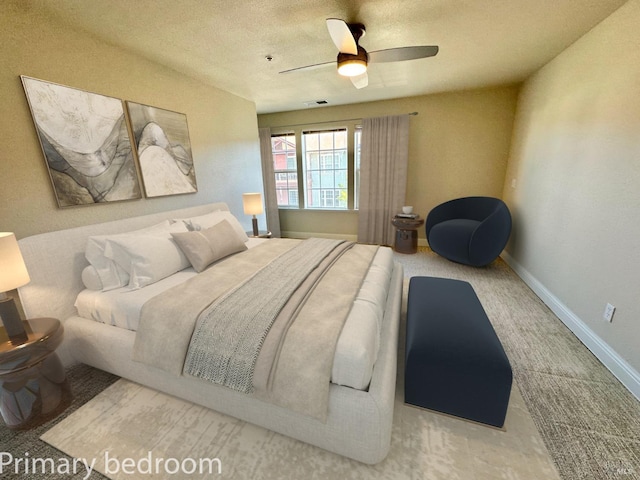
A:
<box><xmin>369</xmin><ymin>46</ymin><xmax>439</xmax><ymax>63</ymax></box>
<box><xmin>326</xmin><ymin>18</ymin><xmax>358</xmax><ymax>55</ymax></box>
<box><xmin>350</xmin><ymin>72</ymin><xmax>368</xmax><ymax>89</ymax></box>
<box><xmin>279</xmin><ymin>61</ymin><xmax>334</xmax><ymax>74</ymax></box>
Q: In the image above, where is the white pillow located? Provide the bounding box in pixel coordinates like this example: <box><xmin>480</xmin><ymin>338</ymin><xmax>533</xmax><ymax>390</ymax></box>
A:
<box><xmin>85</xmin><ymin>238</ymin><xmax>129</xmax><ymax>291</ymax></box>
<box><xmin>171</xmin><ymin>206</ymin><xmax>224</xmax><ymax>228</ymax></box>
<box><xmin>85</xmin><ymin>220</ymin><xmax>176</xmax><ymax>291</ymax></box>
<box><xmin>103</xmin><ymin>222</ymin><xmax>190</xmax><ymax>289</ymax></box>
<box><xmin>81</xmin><ymin>265</ymin><xmax>103</xmax><ymax>291</ymax></box>
<box><xmin>171</xmin><ymin>220</ymin><xmax>248</xmax><ymax>272</ymax></box>
<box><xmin>184</xmin><ymin>211</ymin><xmax>249</xmax><ymax>242</ymax></box>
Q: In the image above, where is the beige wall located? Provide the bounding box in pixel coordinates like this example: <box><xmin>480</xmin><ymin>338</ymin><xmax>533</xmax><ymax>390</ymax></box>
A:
<box><xmin>259</xmin><ymin>86</ymin><xmax>519</xmax><ymax>242</ymax></box>
<box><xmin>502</xmin><ymin>0</ymin><xmax>640</xmax><ymax>380</ymax></box>
<box><xmin>1</xmin><ymin>2</ymin><xmax>263</xmax><ymax>240</ymax></box>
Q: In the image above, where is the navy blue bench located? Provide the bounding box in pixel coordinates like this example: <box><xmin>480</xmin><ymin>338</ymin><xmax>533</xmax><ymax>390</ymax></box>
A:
<box><xmin>404</xmin><ymin>276</ymin><xmax>512</xmax><ymax>428</ymax></box>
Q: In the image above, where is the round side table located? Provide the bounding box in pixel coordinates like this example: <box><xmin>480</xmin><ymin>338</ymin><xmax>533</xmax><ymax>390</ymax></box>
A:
<box><xmin>392</xmin><ymin>216</ymin><xmax>425</xmax><ymax>254</ymax></box>
<box><xmin>0</xmin><ymin>317</ymin><xmax>72</xmax><ymax>430</ymax></box>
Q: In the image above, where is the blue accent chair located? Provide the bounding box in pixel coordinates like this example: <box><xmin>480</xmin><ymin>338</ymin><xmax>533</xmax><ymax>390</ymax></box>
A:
<box><xmin>425</xmin><ymin>197</ymin><xmax>512</xmax><ymax>267</ymax></box>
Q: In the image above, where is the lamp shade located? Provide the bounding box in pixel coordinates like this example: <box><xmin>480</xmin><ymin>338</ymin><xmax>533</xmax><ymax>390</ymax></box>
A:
<box><xmin>0</xmin><ymin>233</ymin><xmax>30</xmax><ymax>292</ymax></box>
<box><xmin>242</xmin><ymin>193</ymin><xmax>264</xmax><ymax>216</ymax></box>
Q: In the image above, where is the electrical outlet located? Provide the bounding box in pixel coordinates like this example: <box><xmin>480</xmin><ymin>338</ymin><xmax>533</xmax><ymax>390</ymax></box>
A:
<box><xmin>603</xmin><ymin>303</ymin><xmax>616</xmax><ymax>323</ymax></box>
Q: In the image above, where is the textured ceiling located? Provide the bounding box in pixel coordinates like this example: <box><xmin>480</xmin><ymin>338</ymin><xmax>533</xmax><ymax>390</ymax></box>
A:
<box><xmin>31</xmin><ymin>0</ymin><xmax>626</xmax><ymax>113</ymax></box>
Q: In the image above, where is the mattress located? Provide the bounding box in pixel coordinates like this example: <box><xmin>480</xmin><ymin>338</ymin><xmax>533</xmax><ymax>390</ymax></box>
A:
<box><xmin>75</xmin><ymin>239</ymin><xmax>395</xmax><ymax>390</ymax></box>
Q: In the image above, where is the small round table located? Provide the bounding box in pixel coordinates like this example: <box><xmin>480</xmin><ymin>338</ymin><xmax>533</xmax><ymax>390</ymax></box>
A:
<box><xmin>0</xmin><ymin>317</ymin><xmax>72</xmax><ymax>429</ymax></box>
<box><xmin>392</xmin><ymin>216</ymin><xmax>425</xmax><ymax>254</ymax></box>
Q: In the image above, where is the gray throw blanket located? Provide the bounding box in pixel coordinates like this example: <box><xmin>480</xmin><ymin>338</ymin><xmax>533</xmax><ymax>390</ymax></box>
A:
<box><xmin>133</xmin><ymin>238</ymin><xmax>378</xmax><ymax>421</ymax></box>
<box><xmin>183</xmin><ymin>238</ymin><xmax>351</xmax><ymax>393</ymax></box>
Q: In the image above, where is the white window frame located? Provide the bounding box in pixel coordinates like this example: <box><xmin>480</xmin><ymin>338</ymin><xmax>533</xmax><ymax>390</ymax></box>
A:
<box><xmin>270</xmin><ymin>124</ymin><xmax>361</xmax><ymax>210</ymax></box>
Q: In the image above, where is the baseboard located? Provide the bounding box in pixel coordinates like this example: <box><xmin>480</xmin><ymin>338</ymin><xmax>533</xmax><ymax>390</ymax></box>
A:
<box><xmin>501</xmin><ymin>251</ymin><xmax>640</xmax><ymax>401</ymax></box>
<box><xmin>282</xmin><ymin>231</ymin><xmax>429</xmax><ymax>247</ymax></box>
<box><xmin>281</xmin><ymin>231</ymin><xmax>358</xmax><ymax>241</ymax></box>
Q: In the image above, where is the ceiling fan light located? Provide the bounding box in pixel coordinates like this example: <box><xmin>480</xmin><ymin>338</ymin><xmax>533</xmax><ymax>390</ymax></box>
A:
<box><xmin>337</xmin><ymin>47</ymin><xmax>368</xmax><ymax>77</ymax></box>
<box><xmin>338</xmin><ymin>59</ymin><xmax>367</xmax><ymax>76</ymax></box>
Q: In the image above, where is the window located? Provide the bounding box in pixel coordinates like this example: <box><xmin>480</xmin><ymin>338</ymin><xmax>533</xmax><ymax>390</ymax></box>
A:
<box><xmin>354</xmin><ymin>126</ymin><xmax>362</xmax><ymax>210</ymax></box>
<box><xmin>288</xmin><ymin>190</ymin><xmax>299</xmax><ymax>206</ymax></box>
<box><xmin>271</xmin><ymin>134</ymin><xmax>299</xmax><ymax>207</ymax></box>
<box><xmin>270</xmin><ymin>126</ymin><xmax>361</xmax><ymax>210</ymax></box>
<box><xmin>303</xmin><ymin>129</ymin><xmax>347</xmax><ymax>209</ymax></box>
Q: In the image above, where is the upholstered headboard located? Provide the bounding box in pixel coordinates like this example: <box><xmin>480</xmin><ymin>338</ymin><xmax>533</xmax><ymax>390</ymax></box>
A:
<box><xmin>18</xmin><ymin>202</ymin><xmax>229</xmax><ymax>323</ymax></box>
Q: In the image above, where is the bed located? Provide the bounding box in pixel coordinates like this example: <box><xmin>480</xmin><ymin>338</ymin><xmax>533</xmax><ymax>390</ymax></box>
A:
<box><xmin>17</xmin><ymin>202</ymin><xmax>403</xmax><ymax>464</ymax></box>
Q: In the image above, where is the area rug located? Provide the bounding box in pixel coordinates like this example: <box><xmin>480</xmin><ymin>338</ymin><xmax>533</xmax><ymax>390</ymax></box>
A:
<box><xmin>41</xmin><ymin>300</ymin><xmax>560</xmax><ymax>480</ymax></box>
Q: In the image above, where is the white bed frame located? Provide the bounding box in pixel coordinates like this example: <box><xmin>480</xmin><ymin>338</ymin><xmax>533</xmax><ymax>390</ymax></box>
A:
<box><xmin>17</xmin><ymin>202</ymin><xmax>403</xmax><ymax>464</ymax></box>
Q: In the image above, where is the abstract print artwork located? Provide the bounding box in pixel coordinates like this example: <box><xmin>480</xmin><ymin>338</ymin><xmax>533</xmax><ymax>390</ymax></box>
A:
<box><xmin>125</xmin><ymin>102</ymin><xmax>197</xmax><ymax>197</ymax></box>
<box><xmin>21</xmin><ymin>76</ymin><xmax>142</xmax><ymax>207</ymax></box>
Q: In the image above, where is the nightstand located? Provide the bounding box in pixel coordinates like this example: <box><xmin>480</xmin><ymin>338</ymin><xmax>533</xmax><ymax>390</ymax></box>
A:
<box><xmin>392</xmin><ymin>216</ymin><xmax>424</xmax><ymax>254</ymax></box>
<box><xmin>0</xmin><ymin>317</ymin><xmax>72</xmax><ymax>429</ymax></box>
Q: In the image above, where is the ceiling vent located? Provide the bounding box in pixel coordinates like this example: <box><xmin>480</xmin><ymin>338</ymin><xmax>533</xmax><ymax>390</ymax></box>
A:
<box><xmin>303</xmin><ymin>100</ymin><xmax>328</xmax><ymax>107</ymax></box>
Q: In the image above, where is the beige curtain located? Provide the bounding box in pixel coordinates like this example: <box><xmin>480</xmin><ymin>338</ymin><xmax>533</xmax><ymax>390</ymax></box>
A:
<box><xmin>357</xmin><ymin>115</ymin><xmax>409</xmax><ymax>245</ymax></box>
<box><xmin>258</xmin><ymin>127</ymin><xmax>281</xmax><ymax>237</ymax></box>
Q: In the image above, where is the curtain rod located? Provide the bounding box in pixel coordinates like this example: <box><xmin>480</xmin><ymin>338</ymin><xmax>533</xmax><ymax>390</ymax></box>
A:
<box><xmin>267</xmin><ymin>111</ymin><xmax>418</xmax><ymax>129</ymax></box>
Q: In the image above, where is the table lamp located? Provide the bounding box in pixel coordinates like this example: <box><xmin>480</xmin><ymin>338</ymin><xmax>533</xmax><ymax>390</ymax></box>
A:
<box><xmin>242</xmin><ymin>193</ymin><xmax>264</xmax><ymax>237</ymax></box>
<box><xmin>0</xmin><ymin>232</ymin><xmax>30</xmax><ymax>344</ymax></box>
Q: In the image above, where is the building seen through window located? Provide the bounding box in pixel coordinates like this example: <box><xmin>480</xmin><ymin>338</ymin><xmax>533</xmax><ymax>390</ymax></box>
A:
<box><xmin>271</xmin><ymin>134</ymin><xmax>298</xmax><ymax>207</ymax></box>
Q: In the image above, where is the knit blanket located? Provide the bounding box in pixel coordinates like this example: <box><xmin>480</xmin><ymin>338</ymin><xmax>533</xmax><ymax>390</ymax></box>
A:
<box><xmin>133</xmin><ymin>238</ymin><xmax>378</xmax><ymax>420</ymax></box>
<box><xmin>183</xmin><ymin>238</ymin><xmax>352</xmax><ymax>393</ymax></box>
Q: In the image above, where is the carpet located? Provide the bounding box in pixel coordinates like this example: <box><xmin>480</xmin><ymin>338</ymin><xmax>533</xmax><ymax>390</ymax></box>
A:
<box><xmin>398</xmin><ymin>248</ymin><xmax>640</xmax><ymax>479</ymax></box>
<box><xmin>40</xmin><ymin>373</ymin><xmax>558</xmax><ymax>480</ymax></box>
<box><xmin>0</xmin><ymin>364</ymin><xmax>119</xmax><ymax>480</ymax></box>
<box><xmin>33</xmin><ymin>248</ymin><xmax>640</xmax><ymax>479</ymax></box>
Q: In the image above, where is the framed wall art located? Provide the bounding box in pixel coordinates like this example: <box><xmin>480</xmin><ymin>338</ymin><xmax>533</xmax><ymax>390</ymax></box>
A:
<box><xmin>21</xmin><ymin>76</ymin><xmax>142</xmax><ymax>207</ymax></box>
<box><xmin>125</xmin><ymin>101</ymin><xmax>197</xmax><ymax>198</ymax></box>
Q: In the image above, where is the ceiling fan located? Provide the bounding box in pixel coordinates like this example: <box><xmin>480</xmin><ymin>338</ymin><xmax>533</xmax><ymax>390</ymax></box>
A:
<box><xmin>279</xmin><ymin>18</ymin><xmax>439</xmax><ymax>89</ymax></box>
